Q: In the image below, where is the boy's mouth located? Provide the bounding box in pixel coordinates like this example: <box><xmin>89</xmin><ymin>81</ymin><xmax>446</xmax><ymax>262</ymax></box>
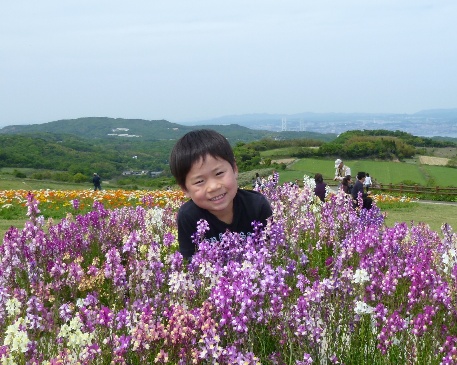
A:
<box><xmin>209</xmin><ymin>193</ymin><xmax>226</xmax><ymax>201</ymax></box>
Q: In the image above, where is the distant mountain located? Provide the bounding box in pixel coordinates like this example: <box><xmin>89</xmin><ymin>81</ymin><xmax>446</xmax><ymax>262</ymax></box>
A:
<box><xmin>2</xmin><ymin>109</ymin><xmax>456</xmax><ymax>140</ymax></box>
<box><xmin>179</xmin><ymin>109</ymin><xmax>457</xmax><ymax>138</ymax></box>
<box><xmin>0</xmin><ymin>117</ymin><xmax>337</xmax><ymax>142</ymax></box>
<box><xmin>0</xmin><ymin>117</ymin><xmax>336</xmax><ymax>179</ymax></box>
<box><xmin>414</xmin><ymin>108</ymin><xmax>457</xmax><ymax>118</ymax></box>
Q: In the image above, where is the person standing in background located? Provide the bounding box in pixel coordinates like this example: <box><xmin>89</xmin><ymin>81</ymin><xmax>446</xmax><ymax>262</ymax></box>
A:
<box><xmin>314</xmin><ymin>173</ymin><xmax>327</xmax><ymax>202</ymax></box>
<box><xmin>334</xmin><ymin>159</ymin><xmax>351</xmax><ymax>183</ymax></box>
<box><xmin>340</xmin><ymin>176</ymin><xmax>350</xmax><ymax>194</ymax></box>
<box><xmin>92</xmin><ymin>173</ymin><xmax>102</xmax><ymax>191</ymax></box>
<box><xmin>364</xmin><ymin>173</ymin><xmax>372</xmax><ymax>193</ymax></box>
<box><xmin>351</xmin><ymin>172</ymin><xmax>372</xmax><ymax>210</ymax></box>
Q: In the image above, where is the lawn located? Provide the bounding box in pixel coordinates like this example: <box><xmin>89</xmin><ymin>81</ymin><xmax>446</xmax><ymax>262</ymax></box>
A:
<box><xmin>281</xmin><ymin>157</ymin><xmax>457</xmax><ymax>186</ymax></box>
<box><xmin>421</xmin><ymin>164</ymin><xmax>457</xmax><ymax>187</ymax></box>
<box><xmin>380</xmin><ymin>201</ymin><xmax>457</xmax><ymax>234</ymax></box>
<box><xmin>0</xmin><ymin>177</ymin><xmax>97</xmax><ymax>191</ymax></box>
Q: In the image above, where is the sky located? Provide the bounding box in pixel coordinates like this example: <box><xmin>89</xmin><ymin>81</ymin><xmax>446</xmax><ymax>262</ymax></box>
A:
<box><xmin>1</xmin><ymin>0</ymin><xmax>456</xmax><ymax>128</ymax></box>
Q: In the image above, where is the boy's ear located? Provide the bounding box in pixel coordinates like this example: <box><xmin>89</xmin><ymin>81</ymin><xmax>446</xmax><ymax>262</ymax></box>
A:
<box><xmin>233</xmin><ymin>163</ymin><xmax>239</xmax><ymax>178</ymax></box>
<box><xmin>180</xmin><ymin>185</ymin><xmax>191</xmax><ymax>198</ymax></box>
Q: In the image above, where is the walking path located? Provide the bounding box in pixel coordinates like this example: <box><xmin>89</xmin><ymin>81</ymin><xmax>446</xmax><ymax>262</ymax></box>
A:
<box><xmin>416</xmin><ymin>199</ymin><xmax>457</xmax><ymax>206</ymax></box>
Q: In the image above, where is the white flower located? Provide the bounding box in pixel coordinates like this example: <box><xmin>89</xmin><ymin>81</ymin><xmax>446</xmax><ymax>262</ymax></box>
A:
<box><xmin>146</xmin><ymin>207</ymin><xmax>165</xmax><ymax>229</ymax></box>
<box><xmin>354</xmin><ymin>301</ymin><xmax>374</xmax><ymax>315</ymax></box>
<box><xmin>4</xmin><ymin>317</ymin><xmax>30</xmax><ymax>354</ymax></box>
<box><xmin>442</xmin><ymin>248</ymin><xmax>457</xmax><ymax>273</ymax></box>
<box><xmin>5</xmin><ymin>297</ymin><xmax>21</xmax><ymax>317</ymax></box>
<box><xmin>58</xmin><ymin>315</ymin><xmax>94</xmax><ymax>349</ymax></box>
<box><xmin>168</xmin><ymin>271</ymin><xmax>195</xmax><ymax>294</ymax></box>
<box><xmin>302</xmin><ymin>175</ymin><xmax>316</xmax><ymax>190</ymax></box>
<box><xmin>198</xmin><ymin>262</ymin><xmax>221</xmax><ymax>289</ymax></box>
<box><xmin>352</xmin><ymin>268</ymin><xmax>370</xmax><ymax>284</ymax></box>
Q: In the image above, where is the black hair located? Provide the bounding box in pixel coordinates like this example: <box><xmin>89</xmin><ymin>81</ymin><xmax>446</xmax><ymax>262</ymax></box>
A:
<box><xmin>169</xmin><ymin>129</ymin><xmax>236</xmax><ymax>188</ymax></box>
<box><xmin>314</xmin><ymin>173</ymin><xmax>323</xmax><ymax>184</ymax></box>
<box><xmin>357</xmin><ymin>171</ymin><xmax>366</xmax><ymax>180</ymax></box>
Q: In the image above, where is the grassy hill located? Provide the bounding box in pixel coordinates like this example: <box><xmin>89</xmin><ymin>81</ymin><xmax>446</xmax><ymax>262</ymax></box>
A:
<box><xmin>0</xmin><ymin>117</ymin><xmax>336</xmax><ymax>142</ymax></box>
<box><xmin>0</xmin><ymin>117</ymin><xmax>336</xmax><ymax>182</ymax></box>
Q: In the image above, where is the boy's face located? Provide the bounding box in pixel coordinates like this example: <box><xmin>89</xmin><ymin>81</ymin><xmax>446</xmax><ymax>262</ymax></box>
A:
<box><xmin>183</xmin><ymin>154</ymin><xmax>238</xmax><ymax>223</ymax></box>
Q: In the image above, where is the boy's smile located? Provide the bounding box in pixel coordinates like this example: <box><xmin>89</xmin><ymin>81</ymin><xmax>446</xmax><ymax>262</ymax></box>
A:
<box><xmin>183</xmin><ymin>154</ymin><xmax>238</xmax><ymax>224</ymax></box>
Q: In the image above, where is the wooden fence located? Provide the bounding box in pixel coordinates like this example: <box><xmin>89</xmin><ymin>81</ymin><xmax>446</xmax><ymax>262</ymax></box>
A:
<box><xmin>373</xmin><ymin>183</ymin><xmax>457</xmax><ymax>196</ymax></box>
<box><xmin>323</xmin><ymin>179</ymin><xmax>457</xmax><ymax>196</ymax></box>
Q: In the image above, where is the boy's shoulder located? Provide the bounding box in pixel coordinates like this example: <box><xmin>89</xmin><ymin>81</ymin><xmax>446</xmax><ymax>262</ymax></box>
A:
<box><xmin>236</xmin><ymin>188</ymin><xmax>267</xmax><ymax>201</ymax></box>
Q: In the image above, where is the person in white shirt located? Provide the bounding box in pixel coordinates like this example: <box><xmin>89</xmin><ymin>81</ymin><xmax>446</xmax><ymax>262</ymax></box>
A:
<box><xmin>364</xmin><ymin>173</ymin><xmax>372</xmax><ymax>192</ymax></box>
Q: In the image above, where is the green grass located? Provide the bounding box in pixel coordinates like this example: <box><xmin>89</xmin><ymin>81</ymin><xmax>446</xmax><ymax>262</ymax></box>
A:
<box><xmin>283</xmin><ymin>157</ymin><xmax>457</xmax><ymax>186</ymax></box>
<box><xmin>0</xmin><ymin>219</ymin><xmax>28</xmax><ymax>237</ymax></box>
<box><xmin>281</xmin><ymin>158</ymin><xmax>336</xmax><ymax>183</ymax></box>
<box><xmin>382</xmin><ymin>202</ymin><xmax>457</xmax><ymax>234</ymax></box>
<box><xmin>0</xmin><ymin>177</ymin><xmax>116</xmax><ymax>191</ymax></box>
<box><xmin>421</xmin><ymin>164</ymin><xmax>457</xmax><ymax>186</ymax></box>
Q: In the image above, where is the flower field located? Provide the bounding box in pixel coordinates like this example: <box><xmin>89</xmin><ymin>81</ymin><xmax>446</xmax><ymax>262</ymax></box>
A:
<box><xmin>1</xmin><ymin>180</ymin><xmax>456</xmax><ymax>364</ymax></box>
<box><xmin>0</xmin><ymin>189</ymin><xmax>186</xmax><ymax>221</ymax></box>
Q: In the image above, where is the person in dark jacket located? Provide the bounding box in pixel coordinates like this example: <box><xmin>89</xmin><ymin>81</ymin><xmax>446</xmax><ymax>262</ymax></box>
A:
<box><xmin>92</xmin><ymin>173</ymin><xmax>102</xmax><ymax>191</ymax></box>
<box><xmin>340</xmin><ymin>176</ymin><xmax>351</xmax><ymax>195</ymax></box>
<box><xmin>351</xmin><ymin>172</ymin><xmax>372</xmax><ymax>209</ymax></box>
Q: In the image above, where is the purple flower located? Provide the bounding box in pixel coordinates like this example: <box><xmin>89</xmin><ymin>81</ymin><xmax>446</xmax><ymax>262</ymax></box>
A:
<box><xmin>71</xmin><ymin>199</ymin><xmax>80</xmax><ymax>210</ymax></box>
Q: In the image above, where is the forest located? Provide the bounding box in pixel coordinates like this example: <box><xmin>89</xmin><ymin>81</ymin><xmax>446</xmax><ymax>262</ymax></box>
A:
<box><xmin>0</xmin><ymin>123</ymin><xmax>455</xmax><ymax>186</ymax></box>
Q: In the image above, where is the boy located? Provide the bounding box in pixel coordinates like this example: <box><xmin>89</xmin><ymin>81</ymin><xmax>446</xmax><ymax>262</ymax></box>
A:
<box><xmin>169</xmin><ymin>129</ymin><xmax>272</xmax><ymax>260</ymax></box>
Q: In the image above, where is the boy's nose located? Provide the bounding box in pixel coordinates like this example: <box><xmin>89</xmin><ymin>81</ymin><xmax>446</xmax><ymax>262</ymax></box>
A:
<box><xmin>207</xmin><ymin>179</ymin><xmax>221</xmax><ymax>191</ymax></box>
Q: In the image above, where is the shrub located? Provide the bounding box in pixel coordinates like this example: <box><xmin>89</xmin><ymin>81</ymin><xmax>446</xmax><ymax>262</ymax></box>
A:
<box><xmin>13</xmin><ymin>170</ymin><xmax>26</xmax><ymax>178</ymax></box>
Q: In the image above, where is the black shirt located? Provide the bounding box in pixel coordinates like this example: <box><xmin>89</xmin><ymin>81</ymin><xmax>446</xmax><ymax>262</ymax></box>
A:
<box><xmin>177</xmin><ymin>189</ymin><xmax>272</xmax><ymax>259</ymax></box>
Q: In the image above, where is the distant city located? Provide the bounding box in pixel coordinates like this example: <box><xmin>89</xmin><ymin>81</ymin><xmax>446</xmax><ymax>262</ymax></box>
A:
<box><xmin>181</xmin><ymin>109</ymin><xmax>457</xmax><ymax>138</ymax></box>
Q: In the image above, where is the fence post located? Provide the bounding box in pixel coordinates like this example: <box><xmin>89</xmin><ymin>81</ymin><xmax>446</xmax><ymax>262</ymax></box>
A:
<box><xmin>436</xmin><ymin>186</ymin><xmax>440</xmax><ymax>194</ymax></box>
<box><xmin>414</xmin><ymin>184</ymin><xmax>418</xmax><ymax>193</ymax></box>
<box><xmin>400</xmin><ymin>183</ymin><xmax>403</xmax><ymax>193</ymax></box>
<box><xmin>389</xmin><ymin>183</ymin><xmax>392</xmax><ymax>193</ymax></box>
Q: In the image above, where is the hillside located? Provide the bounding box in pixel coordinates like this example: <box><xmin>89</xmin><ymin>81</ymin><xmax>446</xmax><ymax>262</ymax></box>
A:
<box><xmin>0</xmin><ymin>118</ymin><xmax>336</xmax><ymax>181</ymax></box>
<box><xmin>0</xmin><ymin>117</ymin><xmax>336</xmax><ymax>143</ymax></box>
<box><xmin>1</xmin><ymin>118</ymin><xmax>455</xmax><ymax>185</ymax></box>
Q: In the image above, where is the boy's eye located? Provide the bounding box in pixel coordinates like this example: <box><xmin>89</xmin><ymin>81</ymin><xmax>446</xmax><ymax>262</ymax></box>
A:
<box><xmin>216</xmin><ymin>171</ymin><xmax>224</xmax><ymax>176</ymax></box>
<box><xmin>194</xmin><ymin>180</ymin><xmax>204</xmax><ymax>185</ymax></box>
